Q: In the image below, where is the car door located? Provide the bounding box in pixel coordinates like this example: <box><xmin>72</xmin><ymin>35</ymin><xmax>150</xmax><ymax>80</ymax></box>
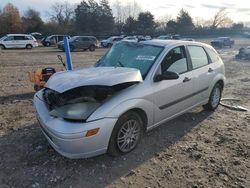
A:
<box><xmin>3</xmin><ymin>36</ymin><xmax>15</xmax><ymax>48</ymax></box>
<box><xmin>71</xmin><ymin>37</ymin><xmax>80</xmax><ymax>49</ymax></box>
<box><xmin>152</xmin><ymin>45</ymin><xmax>195</xmax><ymax>123</ymax></box>
<box><xmin>82</xmin><ymin>37</ymin><xmax>90</xmax><ymax>49</ymax></box>
<box><xmin>51</xmin><ymin>36</ymin><xmax>56</xmax><ymax>45</ymax></box>
<box><xmin>14</xmin><ymin>35</ymin><xmax>26</xmax><ymax>48</ymax></box>
<box><xmin>186</xmin><ymin>45</ymin><xmax>216</xmax><ymax>103</ymax></box>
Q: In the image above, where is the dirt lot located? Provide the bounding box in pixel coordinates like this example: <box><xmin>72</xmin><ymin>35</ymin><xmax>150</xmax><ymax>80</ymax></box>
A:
<box><xmin>0</xmin><ymin>38</ymin><xmax>249</xmax><ymax>188</ymax></box>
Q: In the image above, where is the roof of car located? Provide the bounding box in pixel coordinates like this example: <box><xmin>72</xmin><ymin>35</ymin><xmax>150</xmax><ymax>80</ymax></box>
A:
<box><xmin>7</xmin><ymin>34</ymin><xmax>31</xmax><ymax>36</ymax></box>
<box><xmin>75</xmin><ymin>36</ymin><xmax>96</xmax><ymax>38</ymax></box>
<box><xmin>140</xmin><ymin>39</ymin><xmax>208</xmax><ymax>48</ymax></box>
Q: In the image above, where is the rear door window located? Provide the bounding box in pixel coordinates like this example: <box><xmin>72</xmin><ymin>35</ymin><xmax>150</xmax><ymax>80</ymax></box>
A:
<box><xmin>187</xmin><ymin>46</ymin><xmax>209</xmax><ymax>69</ymax></box>
<box><xmin>14</xmin><ymin>36</ymin><xmax>25</xmax><ymax>40</ymax></box>
<box><xmin>81</xmin><ymin>38</ymin><xmax>90</xmax><ymax>42</ymax></box>
<box><xmin>58</xmin><ymin>36</ymin><xmax>64</xmax><ymax>41</ymax></box>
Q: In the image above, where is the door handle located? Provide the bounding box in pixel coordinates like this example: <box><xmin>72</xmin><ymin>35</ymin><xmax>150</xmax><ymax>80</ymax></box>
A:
<box><xmin>183</xmin><ymin>77</ymin><xmax>191</xmax><ymax>82</ymax></box>
<box><xmin>208</xmin><ymin>68</ymin><xmax>214</xmax><ymax>72</ymax></box>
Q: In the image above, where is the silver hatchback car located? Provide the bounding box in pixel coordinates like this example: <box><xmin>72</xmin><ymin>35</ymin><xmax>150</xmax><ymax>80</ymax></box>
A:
<box><xmin>34</xmin><ymin>40</ymin><xmax>225</xmax><ymax>158</ymax></box>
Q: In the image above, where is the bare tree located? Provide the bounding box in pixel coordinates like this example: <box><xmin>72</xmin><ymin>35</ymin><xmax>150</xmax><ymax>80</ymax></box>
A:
<box><xmin>155</xmin><ymin>14</ymin><xmax>172</xmax><ymax>31</ymax></box>
<box><xmin>124</xmin><ymin>1</ymin><xmax>142</xmax><ymax>19</ymax></box>
<box><xmin>211</xmin><ymin>8</ymin><xmax>233</xmax><ymax>29</ymax></box>
<box><xmin>112</xmin><ymin>0</ymin><xmax>142</xmax><ymax>23</ymax></box>
<box><xmin>50</xmin><ymin>1</ymin><xmax>74</xmax><ymax>27</ymax></box>
<box><xmin>112</xmin><ymin>0</ymin><xmax>123</xmax><ymax>23</ymax></box>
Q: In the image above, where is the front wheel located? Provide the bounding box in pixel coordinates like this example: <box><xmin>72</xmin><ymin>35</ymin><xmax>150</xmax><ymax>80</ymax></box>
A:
<box><xmin>108</xmin><ymin>111</ymin><xmax>143</xmax><ymax>156</ymax></box>
<box><xmin>0</xmin><ymin>44</ymin><xmax>5</xmax><ymax>49</ymax></box>
<box><xmin>203</xmin><ymin>83</ymin><xmax>222</xmax><ymax>111</ymax></box>
<box><xmin>45</xmin><ymin>42</ymin><xmax>50</xmax><ymax>47</ymax></box>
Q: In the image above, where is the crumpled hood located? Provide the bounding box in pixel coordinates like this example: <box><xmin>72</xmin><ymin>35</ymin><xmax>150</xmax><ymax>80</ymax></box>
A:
<box><xmin>45</xmin><ymin>67</ymin><xmax>143</xmax><ymax>93</ymax></box>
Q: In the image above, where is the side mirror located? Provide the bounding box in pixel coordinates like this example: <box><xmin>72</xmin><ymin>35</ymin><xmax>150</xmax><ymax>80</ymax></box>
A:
<box><xmin>154</xmin><ymin>71</ymin><xmax>179</xmax><ymax>82</ymax></box>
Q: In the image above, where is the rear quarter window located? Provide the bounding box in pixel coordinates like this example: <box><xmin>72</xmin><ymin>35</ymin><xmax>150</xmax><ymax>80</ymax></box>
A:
<box><xmin>25</xmin><ymin>36</ymin><xmax>33</xmax><ymax>40</ymax></box>
<box><xmin>206</xmin><ymin>47</ymin><xmax>220</xmax><ymax>62</ymax></box>
<box><xmin>187</xmin><ymin>45</ymin><xmax>209</xmax><ymax>69</ymax></box>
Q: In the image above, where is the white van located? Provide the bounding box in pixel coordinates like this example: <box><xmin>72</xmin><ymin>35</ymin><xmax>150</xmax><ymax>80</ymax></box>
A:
<box><xmin>0</xmin><ymin>34</ymin><xmax>38</xmax><ymax>49</ymax></box>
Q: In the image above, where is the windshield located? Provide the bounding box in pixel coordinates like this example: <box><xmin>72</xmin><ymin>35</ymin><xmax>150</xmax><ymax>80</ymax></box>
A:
<box><xmin>0</xmin><ymin>35</ymin><xmax>7</xmax><ymax>41</ymax></box>
<box><xmin>95</xmin><ymin>42</ymin><xmax>163</xmax><ymax>79</ymax></box>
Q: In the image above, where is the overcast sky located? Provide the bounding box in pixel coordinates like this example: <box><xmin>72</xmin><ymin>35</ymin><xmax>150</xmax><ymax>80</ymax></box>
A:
<box><xmin>1</xmin><ymin>0</ymin><xmax>250</xmax><ymax>22</ymax></box>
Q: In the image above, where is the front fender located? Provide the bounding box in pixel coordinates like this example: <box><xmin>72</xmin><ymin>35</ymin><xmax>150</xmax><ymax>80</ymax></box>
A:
<box><xmin>87</xmin><ymin>98</ymin><xmax>156</xmax><ymax>127</ymax></box>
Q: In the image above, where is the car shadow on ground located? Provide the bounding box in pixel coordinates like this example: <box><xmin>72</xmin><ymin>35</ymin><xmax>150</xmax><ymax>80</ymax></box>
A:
<box><xmin>0</xmin><ymin>92</ymin><xmax>35</xmax><ymax>103</ymax></box>
<box><xmin>0</xmin><ymin>109</ymin><xmax>213</xmax><ymax>188</ymax></box>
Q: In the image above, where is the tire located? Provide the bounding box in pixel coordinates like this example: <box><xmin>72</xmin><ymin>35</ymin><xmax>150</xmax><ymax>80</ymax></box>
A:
<box><xmin>0</xmin><ymin>44</ymin><xmax>5</xmax><ymax>49</ymax></box>
<box><xmin>26</xmin><ymin>44</ymin><xmax>33</xmax><ymax>49</ymax></box>
<box><xmin>70</xmin><ymin>46</ymin><xmax>75</xmax><ymax>52</ymax></box>
<box><xmin>89</xmin><ymin>45</ymin><xmax>95</xmax><ymax>51</ymax></box>
<box><xmin>107</xmin><ymin>43</ymin><xmax>112</xmax><ymax>48</ymax></box>
<box><xmin>108</xmin><ymin>111</ymin><xmax>144</xmax><ymax>156</ymax></box>
<box><xmin>203</xmin><ymin>83</ymin><xmax>223</xmax><ymax>111</ymax></box>
<box><xmin>45</xmin><ymin>42</ymin><xmax>50</xmax><ymax>47</ymax></box>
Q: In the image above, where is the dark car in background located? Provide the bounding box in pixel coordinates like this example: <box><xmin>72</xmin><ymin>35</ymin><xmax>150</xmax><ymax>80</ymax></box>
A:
<box><xmin>157</xmin><ymin>34</ymin><xmax>181</xmax><ymax>40</ymax></box>
<box><xmin>41</xmin><ymin>35</ymin><xmax>70</xmax><ymax>47</ymax></box>
<box><xmin>58</xmin><ymin>36</ymin><xmax>98</xmax><ymax>52</ymax></box>
<box><xmin>235</xmin><ymin>46</ymin><xmax>250</xmax><ymax>60</ymax></box>
<box><xmin>211</xmin><ymin>37</ymin><xmax>234</xmax><ymax>48</ymax></box>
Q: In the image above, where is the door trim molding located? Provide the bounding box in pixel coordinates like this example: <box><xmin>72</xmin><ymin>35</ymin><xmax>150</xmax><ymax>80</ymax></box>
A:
<box><xmin>159</xmin><ymin>86</ymin><xmax>209</xmax><ymax>110</ymax></box>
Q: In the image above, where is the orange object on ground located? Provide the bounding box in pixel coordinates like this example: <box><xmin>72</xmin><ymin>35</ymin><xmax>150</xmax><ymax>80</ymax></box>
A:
<box><xmin>28</xmin><ymin>67</ymin><xmax>56</xmax><ymax>91</ymax></box>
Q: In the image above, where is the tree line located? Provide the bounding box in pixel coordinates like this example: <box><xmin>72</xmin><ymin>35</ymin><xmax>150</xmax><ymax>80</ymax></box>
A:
<box><xmin>0</xmin><ymin>0</ymin><xmax>246</xmax><ymax>37</ymax></box>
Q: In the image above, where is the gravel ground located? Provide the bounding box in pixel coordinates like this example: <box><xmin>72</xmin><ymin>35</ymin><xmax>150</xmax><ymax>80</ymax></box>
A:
<box><xmin>0</xmin><ymin>38</ymin><xmax>249</xmax><ymax>188</ymax></box>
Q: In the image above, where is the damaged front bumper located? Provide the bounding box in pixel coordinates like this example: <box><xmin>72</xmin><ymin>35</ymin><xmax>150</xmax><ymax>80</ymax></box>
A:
<box><xmin>33</xmin><ymin>90</ymin><xmax>117</xmax><ymax>159</ymax></box>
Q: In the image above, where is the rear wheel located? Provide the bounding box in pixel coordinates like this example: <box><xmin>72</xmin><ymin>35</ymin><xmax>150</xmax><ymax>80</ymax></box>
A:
<box><xmin>26</xmin><ymin>44</ymin><xmax>33</xmax><ymax>49</ymax></box>
<box><xmin>203</xmin><ymin>83</ymin><xmax>222</xmax><ymax>111</ymax></box>
<box><xmin>89</xmin><ymin>45</ymin><xmax>95</xmax><ymax>51</ymax></box>
<box><xmin>108</xmin><ymin>111</ymin><xmax>143</xmax><ymax>156</ymax></box>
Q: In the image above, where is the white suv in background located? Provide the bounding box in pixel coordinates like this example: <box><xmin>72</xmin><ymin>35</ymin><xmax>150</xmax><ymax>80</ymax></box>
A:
<box><xmin>0</xmin><ymin>34</ymin><xmax>38</xmax><ymax>49</ymax></box>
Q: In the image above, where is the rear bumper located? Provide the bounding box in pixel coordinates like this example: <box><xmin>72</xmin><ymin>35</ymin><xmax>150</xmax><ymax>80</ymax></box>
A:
<box><xmin>33</xmin><ymin>90</ymin><xmax>117</xmax><ymax>159</ymax></box>
<box><xmin>33</xmin><ymin>42</ymin><xmax>39</xmax><ymax>47</ymax></box>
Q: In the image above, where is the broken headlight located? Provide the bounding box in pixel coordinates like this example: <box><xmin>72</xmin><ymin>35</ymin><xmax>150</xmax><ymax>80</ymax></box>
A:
<box><xmin>49</xmin><ymin>102</ymin><xmax>100</xmax><ymax>121</ymax></box>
